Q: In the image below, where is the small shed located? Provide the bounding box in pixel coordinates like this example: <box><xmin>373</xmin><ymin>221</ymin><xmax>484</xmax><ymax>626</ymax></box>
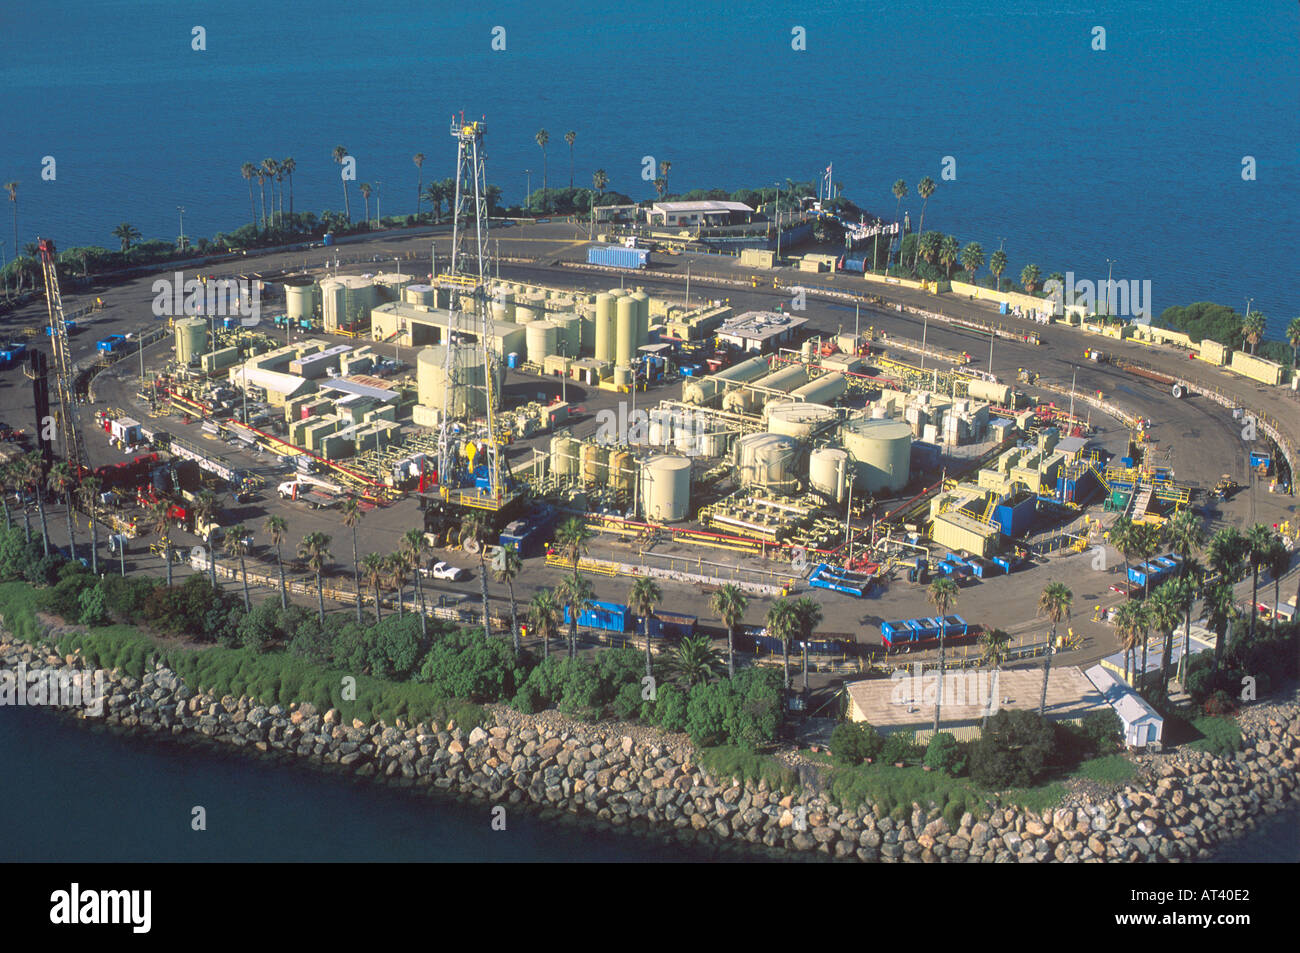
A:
<box><xmin>1084</xmin><ymin>664</ymin><xmax>1163</xmax><ymax>748</ymax></box>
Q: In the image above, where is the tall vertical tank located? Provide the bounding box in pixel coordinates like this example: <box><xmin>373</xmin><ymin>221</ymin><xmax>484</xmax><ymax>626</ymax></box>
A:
<box><xmin>733</xmin><ymin>433</ymin><xmax>801</xmax><ymax>495</ymax></box>
<box><xmin>641</xmin><ymin>454</ymin><xmax>691</xmax><ymax>522</ymax></box>
<box><xmin>615</xmin><ymin>296</ymin><xmax>638</xmax><ymax>366</ymax></box>
<box><xmin>552</xmin><ymin>313</ymin><xmax>580</xmax><ymax>357</ymax></box>
<box><xmin>608</xmin><ymin>450</ymin><xmax>633</xmax><ymax>494</ymax></box>
<box><xmin>840</xmin><ymin>418</ymin><xmax>912</xmax><ymax>494</ymax></box>
<box><xmin>550</xmin><ymin>435</ymin><xmax>579</xmax><ymax>477</ymax></box>
<box><xmin>514</xmin><ymin>305</ymin><xmax>537</xmax><ymax>325</ymax></box>
<box><xmin>372</xmin><ymin>272</ymin><xmax>412</xmax><ymax>302</ymax></box>
<box><xmin>174</xmin><ymin>317</ymin><xmax>207</xmax><ymax>364</ymax></box>
<box><xmin>403</xmin><ymin>283</ymin><xmax>436</xmax><ymax>307</ymax></box>
<box><xmin>808</xmin><ymin>447</ymin><xmax>849</xmax><ymax>503</ymax></box>
<box><xmin>283</xmin><ymin>277</ymin><xmax>317</xmax><ymax>322</ymax></box>
<box><xmin>594</xmin><ymin>293</ymin><xmax>615</xmax><ymax>363</ymax></box>
<box><xmin>582</xmin><ymin>443</ymin><xmax>609</xmax><ymax>484</ymax></box>
<box><xmin>631</xmin><ymin>291</ymin><xmax>650</xmax><ymax>346</ymax></box>
<box><xmin>416</xmin><ymin>345</ymin><xmax>498</xmax><ymax>418</ymax></box>
<box><xmin>321</xmin><ymin>275</ymin><xmax>377</xmax><ymax>332</ymax></box>
<box><xmin>525</xmin><ymin>321</ymin><xmax>558</xmax><ymax>364</ymax></box>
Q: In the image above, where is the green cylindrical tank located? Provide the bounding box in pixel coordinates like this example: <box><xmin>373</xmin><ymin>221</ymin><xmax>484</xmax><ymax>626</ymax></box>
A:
<box><xmin>631</xmin><ymin>291</ymin><xmax>650</xmax><ymax>346</ymax></box>
<box><xmin>594</xmin><ymin>293</ymin><xmax>615</xmax><ymax>363</ymax></box>
<box><xmin>174</xmin><ymin>317</ymin><xmax>207</xmax><ymax>365</ymax></box>
<box><xmin>615</xmin><ymin>296</ymin><xmax>637</xmax><ymax>366</ymax></box>
<box><xmin>525</xmin><ymin>321</ymin><xmax>558</xmax><ymax>364</ymax></box>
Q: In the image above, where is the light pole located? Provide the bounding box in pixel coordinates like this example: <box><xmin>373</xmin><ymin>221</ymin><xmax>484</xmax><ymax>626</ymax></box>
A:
<box><xmin>177</xmin><ymin>206</ymin><xmax>186</xmax><ymax>249</ymax></box>
<box><xmin>685</xmin><ymin>262</ymin><xmax>691</xmax><ymax>308</ymax></box>
<box><xmin>523</xmin><ymin>170</ymin><xmax>532</xmax><ymax>212</ymax></box>
<box><xmin>774</xmin><ymin>181</ymin><xmax>782</xmax><ymax>259</ymax></box>
<box><xmin>1105</xmin><ymin>258</ymin><xmax>1116</xmax><ymax>317</ymax></box>
<box><xmin>375</xmin><ymin>181</ymin><xmax>382</xmax><ymax>226</ymax></box>
<box><xmin>1245</xmin><ymin>297</ymin><xmax>1254</xmax><ymax>353</ymax></box>
<box><xmin>988</xmin><ymin>324</ymin><xmax>995</xmax><ymax>374</ymax></box>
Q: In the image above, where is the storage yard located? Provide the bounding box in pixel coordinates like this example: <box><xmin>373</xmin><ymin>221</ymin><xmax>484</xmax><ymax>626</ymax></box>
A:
<box><xmin>3</xmin><ymin>127</ymin><xmax>1297</xmax><ymax>740</ymax></box>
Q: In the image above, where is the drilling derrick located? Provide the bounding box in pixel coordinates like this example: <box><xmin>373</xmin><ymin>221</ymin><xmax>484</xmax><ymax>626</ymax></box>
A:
<box><xmin>36</xmin><ymin>238</ymin><xmax>87</xmax><ymax>475</ymax></box>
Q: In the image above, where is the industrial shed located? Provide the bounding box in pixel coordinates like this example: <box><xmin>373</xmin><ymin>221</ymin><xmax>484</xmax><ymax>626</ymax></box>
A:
<box><xmin>1084</xmin><ymin>665</ymin><xmax>1164</xmax><ymax>748</ymax></box>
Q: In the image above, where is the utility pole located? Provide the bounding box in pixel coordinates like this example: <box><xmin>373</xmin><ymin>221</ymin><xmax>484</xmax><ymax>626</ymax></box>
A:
<box><xmin>1105</xmin><ymin>258</ymin><xmax>1116</xmax><ymax>316</ymax></box>
<box><xmin>176</xmin><ymin>206</ymin><xmax>186</xmax><ymax>249</ymax></box>
<box><xmin>920</xmin><ymin>314</ymin><xmax>929</xmax><ymax>371</ymax></box>
<box><xmin>988</xmin><ymin>324</ymin><xmax>995</xmax><ymax>374</ymax></box>
<box><xmin>685</xmin><ymin>262</ymin><xmax>691</xmax><ymax>308</ymax></box>
<box><xmin>775</xmin><ymin>181</ymin><xmax>782</xmax><ymax>260</ymax></box>
<box><xmin>1069</xmin><ymin>365</ymin><xmax>1077</xmax><ymax>422</ymax></box>
<box><xmin>524</xmin><ymin>170</ymin><xmax>531</xmax><ymax>211</ymax></box>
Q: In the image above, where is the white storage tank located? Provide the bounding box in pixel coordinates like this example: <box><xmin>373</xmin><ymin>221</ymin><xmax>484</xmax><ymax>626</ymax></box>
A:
<box><xmin>550</xmin><ymin>434</ymin><xmax>579</xmax><ymax>477</ymax></box>
<box><xmin>417</xmin><ymin>345</ymin><xmax>498</xmax><ymax>418</ymax></box>
<box><xmin>631</xmin><ymin>291</ymin><xmax>650</xmax><ymax>346</ymax></box>
<box><xmin>594</xmin><ymin>293</ymin><xmax>616</xmax><ymax>363</ymax></box>
<box><xmin>681</xmin><ymin>355</ymin><xmax>770</xmax><ymax>406</ymax></box>
<box><xmin>404</xmin><ymin>283</ymin><xmax>436</xmax><ymax>307</ymax></box>
<box><xmin>808</xmin><ymin>447</ymin><xmax>849</xmax><ymax>503</ymax></box>
<box><xmin>525</xmin><ymin>321</ymin><xmax>558</xmax><ymax>364</ymax></box>
<box><xmin>615</xmin><ymin>296</ymin><xmax>638</xmax><ymax>366</ymax></box>
<box><xmin>787</xmin><ymin>372</ymin><xmax>847</xmax><ymax>406</ymax></box>
<box><xmin>514</xmin><ymin>305</ymin><xmax>538</xmax><ymax>325</ymax></box>
<box><xmin>174</xmin><ymin>317</ymin><xmax>207</xmax><ymax>364</ymax></box>
<box><xmin>641</xmin><ymin>454</ymin><xmax>691</xmax><ymax>522</ymax></box>
<box><xmin>765</xmin><ymin>402</ymin><xmax>839</xmax><ymax>440</ymax></box>
<box><xmin>841</xmin><ymin>418</ymin><xmax>912</xmax><ymax>494</ymax></box>
<box><xmin>734</xmin><ymin>433</ymin><xmax>801</xmax><ymax>495</ymax></box>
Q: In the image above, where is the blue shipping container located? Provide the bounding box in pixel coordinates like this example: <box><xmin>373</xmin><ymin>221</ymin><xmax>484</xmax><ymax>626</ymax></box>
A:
<box><xmin>564</xmin><ymin>599</ymin><xmax>630</xmax><ymax>633</ymax></box>
<box><xmin>587</xmin><ymin>245</ymin><xmax>649</xmax><ymax>269</ymax></box>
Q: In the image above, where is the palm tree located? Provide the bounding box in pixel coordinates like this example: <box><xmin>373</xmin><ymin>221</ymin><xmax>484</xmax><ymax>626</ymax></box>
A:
<box><xmin>960</xmin><ymin>241</ymin><xmax>985</xmax><ymax>287</ymax></box>
<box><xmin>3</xmin><ymin>180</ymin><xmax>17</xmax><ymax>256</ymax></box>
<box><xmin>46</xmin><ymin>461</ymin><xmax>76</xmax><ymax>565</ymax></box>
<box><xmin>710</xmin><ymin>583</ymin><xmax>748</xmax><ymax>678</ymax></box>
<box><xmin>1147</xmin><ymin>580</ymin><xmax>1183</xmax><ymax>695</ymax></box>
<box><xmin>937</xmin><ymin>234</ymin><xmax>960</xmax><ymax>279</ymax></box>
<box><xmin>1109</xmin><ymin>515</ymin><xmax>1135</xmax><ymax>590</ymax></box>
<box><xmin>792</xmin><ymin>596</ymin><xmax>823</xmax><ymax>694</ymax></box>
<box><xmin>460</xmin><ymin>513</ymin><xmax>492</xmax><ymax>637</ymax></box>
<box><xmin>1285</xmin><ymin>316</ymin><xmax>1300</xmax><ymax>366</ymax></box>
<box><xmin>765</xmin><ymin>598</ymin><xmax>798</xmax><ymax>691</ymax></box>
<box><xmin>111</xmin><ymin>223</ymin><xmax>141</xmax><ymax>254</ymax></box>
<box><xmin>149</xmin><ymin>499</ymin><xmax>174</xmax><ymax>588</ymax></box>
<box><xmin>358</xmin><ymin>183</ymin><xmax>372</xmax><ymax>228</ymax></box>
<box><xmin>402</xmin><ymin>527</ymin><xmax>430</xmax><ymax>638</ymax></box>
<box><xmin>260</xmin><ymin>158</ymin><xmax>279</xmax><ymax>229</ymax></box>
<box><xmin>424</xmin><ymin>182</ymin><xmax>445</xmax><ymax>224</ymax></box>
<box><xmin>989</xmin><ymin>249</ymin><xmax>1008</xmax><ymax>291</ymax></box>
<box><xmin>1166</xmin><ymin>508</ymin><xmax>1206</xmax><ymax>673</ymax></box>
<box><xmin>554</xmin><ymin>517</ymin><xmax>592</xmax><ymax>574</ymax></box>
<box><xmin>225</xmin><ymin>524</ymin><xmax>252</xmax><ymax>611</ymax></box>
<box><xmin>1206</xmin><ymin>527</ymin><xmax>1248</xmax><ymax>663</ymax></box>
<box><xmin>76</xmin><ymin>471</ymin><xmax>102</xmax><ymax>569</ymax></box>
<box><xmin>281</xmin><ymin>157</ymin><xmax>296</xmax><ymax>220</ymax></box>
<box><xmin>978</xmin><ymin>627</ymin><xmax>1011</xmax><ymax>727</ymax></box>
<box><xmin>1266</xmin><ymin>537</ymin><xmax>1291</xmax><ymax>636</ymax></box>
<box><xmin>361</xmin><ymin>552</ymin><xmax>386</xmax><ymax>620</ymax></box>
<box><xmin>386</xmin><ymin>550</ymin><xmax>411</xmax><ymax>618</ymax></box>
<box><xmin>592</xmin><ymin>168</ymin><xmax>608</xmax><ymax>198</ymax></box>
<box><xmin>332</xmin><ymin>145</ymin><xmax>351</xmax><ymax>222</ymax></box>
<box><xmin>340</xmin><ymin>497</ymin><xmax>365</xmax><ymax>622</ymax></box>
<box><xmin>563</xmin><ymin>131</ymin><xmax>576</xmax><ymax>189</ymax></box>
<box><xmin>1203</xmin><ymin>581</ymin><xmax>1235</xmax><ymax>669</ymax></box>
<box><xmin>558</xmin><ymin>572</ymin><xmax>595</xmax><ymax>659</ymax></box>
<box><xmin>653</xmin><ymin>178</ymin><xmax>667</xmax><ymax>200</ymax></box>
<box><xmin>1020</xmin><ymin>263</ymin><xmax>1042</xmax><ymax>294</ymax></box>
<box><xmin>20</xmin><ymin>453</ymin><xmax>50</xmax><ymax>558</ymax></box>
<box><xmin>1112</xmin><ymin>600</ymin><xmax>1148</xmax><ymax>685</ymax></box>
<box><xmin>412</xmin><ymin>153</ymin><xmax>426</xmax><ymax>217</ymax></box>
<box><xmin>1244</xmin><ymin>523</ymin><xmax>1275</xmax><ymax>639</ymax></box>
<box><xmin>192</xmin><ymin>490</ymin><xmax>219</xmax><ymax>589</ymax></box>
<box><xmin>668</xmin><ymin>635</ymin><xmax>724</xmax><ymax>688</ymax></box>
<box><xmin>659</xmin><ymin>160</ymin><xmax>672</xmax><ymax>195</ymax></box>
<box><xmin>1132</xmin><ymin>521</ymin><xmax>1164</xmax><ymax>600</ymax></box>
<box><xmin>494</xmin><ymin>541</ymin><xmax>522</xmax><ymax>655</ymax></box>
<box><xmin>527</xmin><ymin>588</ymin><xmax>562</xmax><ymax>660</ymax></box>
<box><xmin>890</xmin><ymin>179</ymin><xmax>907</xmax><ymax>265</ymax></box>
<box><xmin>1037</xmin><ymin>582</ymin><xmax>1073</xmax><ymax>715</ymax></box>
<box><xmin>628</xmin><ymin>576</ymin><xmax>663</xmax><ymax>678</ymax></box>
<box><xmin>534</xmin><ymin>129</ymin><xmax>550</xmax><ymax>211</ymax></box>
<box><xmin>927</xmin><ymin>577</ymin><xmax>959</xmax><ymax>731</ymax></box>
<box><xmin>917</xmin><ymin>231</ymin><xmax>941</xmax><ymax>267</ymax></box>
<box><xmin>264</xmin><ymin>514</ymin><xmax>289</xmax><ymax>609</ymax></box>
<box><xmin>299</xmin><ymin>532</ymin><xmax>332</xmax><ymax>622</ymax></box>
<box><xmin>240</xmin><ymin>163</ymin><xmax>257</xmax><ymax>226</ymax></box>
<box><xmin>255</xmin><ymin>169</ymin><xmax>268</xmax><ymax>230</ymax></box>
<box><xmin>1241</xmin><ymin>311</ymin><xmax>1266</xmax><ymax>355</ymax></box>
<box><xmin>911</xmin><ymin>176</ymin><xmax>936</xmax><ymax>271</ymax></box>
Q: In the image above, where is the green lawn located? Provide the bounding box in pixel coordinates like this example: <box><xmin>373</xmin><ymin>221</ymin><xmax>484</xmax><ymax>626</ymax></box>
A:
<box><xmin>1070</xmin><ymin>754</ymin><xmax>1137</xmax><ymax>784</ymax></box>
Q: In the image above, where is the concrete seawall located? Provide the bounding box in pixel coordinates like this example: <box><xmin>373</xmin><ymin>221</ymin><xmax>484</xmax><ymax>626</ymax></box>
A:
<box><xmin>2</xmin><ymin>629</ymin><xmax>1296</xmax><ymax>862</ymax></box>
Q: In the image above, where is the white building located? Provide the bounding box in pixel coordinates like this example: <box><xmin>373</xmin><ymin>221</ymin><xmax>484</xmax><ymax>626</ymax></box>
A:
<box><xmin>1085</xmin><ymin>664</ymin><xmax>1164</xmax><ymax>748</ymax></box>
<box><xmin>648</xmin><ymin>201</ymin><xmax>753</xmax><ymax>227</ymax></box>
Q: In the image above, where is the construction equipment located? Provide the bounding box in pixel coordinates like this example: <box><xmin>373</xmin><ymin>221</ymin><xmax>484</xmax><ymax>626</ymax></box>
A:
<box><xmin>36</xmin><ymin>238</ymin><xmax>87</xmax><ymax>475</ymax></box>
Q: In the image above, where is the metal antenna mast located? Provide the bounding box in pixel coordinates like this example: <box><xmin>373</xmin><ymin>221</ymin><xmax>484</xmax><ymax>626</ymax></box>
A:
<box><xmin>36</xmin><ymin>238</ymin><xmax>87</xmax><ymax>474</ymax></box>
<box><xmin>444</xmin><ymin>114</ymin><xmax>498</xmax><ymax>499</ymax></box>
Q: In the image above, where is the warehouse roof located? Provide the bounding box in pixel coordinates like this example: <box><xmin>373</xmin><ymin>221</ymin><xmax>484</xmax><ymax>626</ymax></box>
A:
<box><xmin>716</xmin><ymin>310</ymin><xmax>809</xmax><ymax>342</ymax></box>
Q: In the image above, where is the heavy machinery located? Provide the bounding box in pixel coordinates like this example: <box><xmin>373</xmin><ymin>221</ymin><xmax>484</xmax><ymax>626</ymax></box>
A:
<box><xmin>36</xmin><ymin>238</ymin><xmax>87</xmax><ymax>475</ymax></box>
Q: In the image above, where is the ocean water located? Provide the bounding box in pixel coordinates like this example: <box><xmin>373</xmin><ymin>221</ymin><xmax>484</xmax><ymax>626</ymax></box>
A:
<box><xmin>2</xmin><ymin>0</ymin><xmax>1297</xmax><ymax>337</ymax></box>
<box><xmin>0</xmin><ymin>704</ymin><xmax>727</xmax><ymax>863</ymax></box>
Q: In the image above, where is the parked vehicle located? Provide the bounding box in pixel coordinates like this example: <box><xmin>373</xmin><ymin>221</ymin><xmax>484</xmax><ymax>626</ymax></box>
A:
<box><xmin>424</xmin><ymin>561</ymin><xmax>466</xmax><ymax>582</ymax></box>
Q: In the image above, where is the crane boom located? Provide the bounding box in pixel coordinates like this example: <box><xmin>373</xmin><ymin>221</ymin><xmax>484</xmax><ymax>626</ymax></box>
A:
<box><xmin>36</xmin><ymin>238</ymin><xmax>88</xmax><ymax>475</ymax></box>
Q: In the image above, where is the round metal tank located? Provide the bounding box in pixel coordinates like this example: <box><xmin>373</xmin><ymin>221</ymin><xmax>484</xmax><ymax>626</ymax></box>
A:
<box><xmin>840</xmin><ymin>418</ymin><xmax>912</xmax><ymax>494</ymax></box>
<box><xmin>631</xmin><ymin>291</ymin><xmax>650</xmax><ymax>346</ymax></box>
<box><xmin>734</xmin><ymin>433</ymin><xmax>801</xmax><ymax>494</ymax></box>
<box><xmin>787</xmin><ymin>372</ymin><xmax>846</xmax><ymax>406</ymax></box>
<box><xmin>490</xmin><ymin>301</ymin><xmax>509</xmax><ymax>326</ymax></box>
<box><xmin>681</xmin><ymin>354</ymin><xmax>770</xmax><ymax>406</ymax></box>
<box><xmin>513</xmin><ymin>305</ymin><xmax>537</xmax><ymax>325</ymax></box>
<box><xmin>174</xmin><ymin>317</ymin><xmax>207</xmax><ymax>364</ymax></box>
<box><xmin>724</xmin><ymin>364</ymin><xmax>808</xmax><ymax>414</ymax></box>
<box><xmin>283</xmin><ymin>279</ymin><xmax>316</xmax><ymax>321</ymax></box>
<box><xmin>808</xmin><ymin>447</ymin><xmax>849</xmax><ymax>503</ymax></box>
<box><xmin>552</xmin><ymin>313</ymin><xmax>580</xmax><ymax>357</ymax></box>
<box><xmin>416</xmin><ymin>345</ymin><xmax>497</xmax><ymax>418</ymax></box>
<box><xmin>576</xmin><ymin>309</ymin><xmax>594</xmax><ymax>355</ymax></box>
<box><xmin>615</xmin><ymin>296</ymin><xmax>637</xmax><ymax>366</ymax></box>
<box><xmin>608</xmin><ymin>450</ymin><xmax>633</xmax><ymax>493</ymax></box>
<box><xmin>765</xmin><ymin>402</ymin><xmax>839</xmax><ymax>440</ymax></box>
<box><xmin>870</xmin><ymin>404</ymin><xmax>888</xmax><ymax>419</ymax></box>
<box><xmin>582</xmin><ymin>443</ymin><xmax>609</xmax><ymax>484</ymax></box>
<box><xmin>609</xmin><ymin>287</ymin><xmax>628</xmax><ymax>298</ymax></box>
<box><xmin>321</xmin><ymin>275</ymin><xmax>377</xmax><ymax>331</ymax></box>
<box><xmin>550</xmin><ymin>435</ymin><xmax>579</xmax><ymax>477</ymax></box>
<box><xmin>525</xmin><ymin>321</ymin><xmax>558</xmax><ymax>364</ymax></box>
<box><xmin>594</xmin><ymin>293</ymin><xmax>616</xmax><ymax>363</ymax></box>
<box><xmin>613</xmin><ymin>364</ymin><xmax>633</xmax><ymax>389</ymax></box>
<box><xmin>641</xmin><ymin>454</ymin><xmax>691</xmax><ymax>522</ymax></box>
<box><xmin>696</xmin><ymin>427</ymin><xmax>728</xmax><ymax>458</ymax></box>
<box><xmin>372</xmin><ymin>272</ymin><xmax>412</xmax><ymax>301</ymax></box>
<box><xmin>964</xmin><ymin>378</ymin><xmax>1012</xmax><ymax>406</ymax></box>
<box><xmin>403</xmin><ymin>283</ymin><xmax>435</xmax><ymax>307</ymax></box>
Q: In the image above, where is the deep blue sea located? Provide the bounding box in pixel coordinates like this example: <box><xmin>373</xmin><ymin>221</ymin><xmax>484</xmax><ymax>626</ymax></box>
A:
<box><xmin>2</xmin><ymin>0</ymin><xmax>1298</xmax><ymax>338</ymax></box>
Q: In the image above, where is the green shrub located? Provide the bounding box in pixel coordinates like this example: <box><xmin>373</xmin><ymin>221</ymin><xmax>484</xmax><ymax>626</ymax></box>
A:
<box><xmin>969</xmin><ymin>709</ymin><xmax>1057</xmax><ymax>789</ymax></box>
<box><xmin>830</xmin><ymin>721</ymin><xmax>884</xmax><ymax>766</ymax></box>
<box><xmin>924</xmin><ymin>732</ymin><xmax>965</xmax><ymax>775</ymax></box>
<box><xmin>1191</xmin><ymin>715</ymin><xmax>1242</xmax><ymax>757</ymax></box>
<box><xmin>76</xmin><ymin>585</ymin><xmax>110</xmax><ymax>627</ymax></box>
<box><xmin>696</xmin><ymin>745</ymin><xmax>796</xmax><ymax>792</ymax></box>
<box><xmin>653</xmin><ymin>683</ymin><xmax>688</xmax><ymax>733</ymax></box>
<box><xmin>881</xmin><ymin>733</ymin><xmax>921</xmax><ymax>766</ymax></box>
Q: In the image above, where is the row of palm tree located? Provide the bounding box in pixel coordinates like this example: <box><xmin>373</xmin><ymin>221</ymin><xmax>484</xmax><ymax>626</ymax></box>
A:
<box><xmin>238</xmin><ymin>158</ymin><xmax>296</xmax><ymax>233</ymax></box>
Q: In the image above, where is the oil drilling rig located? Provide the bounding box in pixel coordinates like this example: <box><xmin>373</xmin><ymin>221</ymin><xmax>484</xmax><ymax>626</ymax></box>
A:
<box><xmin>29</xmin><ymin>238</ymin><xmax>87</xmax><ymax>475</ymax></box>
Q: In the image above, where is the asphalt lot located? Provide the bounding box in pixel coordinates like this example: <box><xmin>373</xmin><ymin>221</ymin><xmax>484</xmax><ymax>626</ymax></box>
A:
<box><xmin>2</xmin><ymin>222</ymin><xmax>1295</xmax><ymax>706</ymax></box>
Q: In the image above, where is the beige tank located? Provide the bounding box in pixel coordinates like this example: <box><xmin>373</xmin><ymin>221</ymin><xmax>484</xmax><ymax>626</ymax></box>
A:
<box><xmin>733</xmin><ymin>433</ymin><xmax>801</xmax><ymax>494</ymax></box>
<box><xmin>631</xmin><ymin>291</ymin><xmax>650</xmax><ymax>346</ymax></box>
<box><xmin>582</xmin><ymin>443</ymin><xmax>609</xmax><ymax>484</ymax></box>
<box><xmin>174</xmin><ymin>317</ymin><xmax>207</xmax><ymax>364</ymax></box>
<box><xmin>550</xmin><ymin>434</ymin><xmax>579</xmax><ymax>477</ymax></box>
<box><xmin>681</xmin><ymin>355</ymin><xmax>770</xmax><ymax>406</ymax></box>
<box><xmin>765</xmin><ymin>401</ymin><xmax>839</xmax><ymax>440</ymax></box>
<box><xmin>608</xmin><ymin>450</ymin><xmax>633</xmax><ymax>494</ymax></box>
<box><xmin>787</xmin><ymin>372</ymin><xmax>846</xmax><ymax>406</ymax></box>
<box><xmin>525</xmin><ymin>321</ymin><xmax>558</xmax><ymax>364</ymax></box>
<box><xmin>615</xmin><ymin>296</ymin><xmax>638</xmax><ymax>366</ymax></box>
<box><xmin>808</xmin><ymin>447</ymin><xmax>849</xmax><ymax>503</ymax></box>
<box><xmin>725</xmin><ymin>364</ymin><xmax>808</xmax><ymax>414</ymax></box>
<box><xmin>417</xmin><ymin>345</ymin><xmax>498</xmax><ymax>418</ymax></box>
<box><xmin>594</xmin><ymin>293</ymin><xmax>616</xmax><ymax>363</ymax></box>
<box><xmin>641</xmin><ymin>454</ymin><xmax>691</xmax><ymax>522</ymax></box>
<box><xmin>840</xmin><ymin>418</ymin><xmax>912</xmax><ymax>494</ymax></box>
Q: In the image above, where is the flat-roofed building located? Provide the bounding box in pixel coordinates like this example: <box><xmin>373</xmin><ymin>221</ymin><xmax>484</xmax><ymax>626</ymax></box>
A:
<box><xmin>649</xmin><ymin>201</ymin><xmax>754</xmax><ymax>227</ymax></box>
<box><xmin>714</xmin><ymin>310</ymin><xmax>808</xmax><ymax>353</ymax></box>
